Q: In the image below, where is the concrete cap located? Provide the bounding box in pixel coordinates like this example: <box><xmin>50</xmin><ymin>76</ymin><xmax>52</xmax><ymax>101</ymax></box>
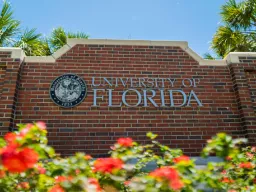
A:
<box><xmin>0</xmin><ymin>39</ymin><xmax>255</xmax><ymax>66</ymax></box>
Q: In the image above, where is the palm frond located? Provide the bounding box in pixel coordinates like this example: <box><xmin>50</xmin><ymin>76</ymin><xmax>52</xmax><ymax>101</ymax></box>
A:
<box><xmin>49</xmin><ymin>27</ymin><xmax>89</xmax><ymax>53</ymax></box>
<box><xmin>0</xmin><ymin>20</ymin><xmax>19</xmax><ymax>46</ymax></box>
<box><xmin>203</xmin><ymin>53</ymin><xmax>216</xmax><ymax>60</ymax></box>
<box><xmin>49</xmin><ymin>27</ymin><xmax>67</xmax><ymax>52</ymax></box>
<box><xmin>211</xmin><ymin>25</ymin><xmax>254</xmax><ymax>57</ymax></box>
<box><xmin>221</xmin><ymin>0</ymin><xmax>256</xmax><ymax>29</ymax></box>
<box><xmin>14</xmin><ymin>28</ymin><xmax>51</xmax><ymax>56</ymax></box>
<box><xmin>67</xmin><ymin>32</ymin><xmax>89</xmax><ymax>39</ymax></box>
<box><xmin>0</xmin><ymin>0</ymin><xmax>20</xmax><ymax>46</ymax></box>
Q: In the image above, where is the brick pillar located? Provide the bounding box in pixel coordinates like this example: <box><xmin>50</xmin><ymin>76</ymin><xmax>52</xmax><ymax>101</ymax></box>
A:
<box><xmin>227</xmin><ymin>53</ymin><xmax>256</xmax><ymax>144</ymax></box>
<box><xmin>0</xmin><ymin>48</ymin><xmax>25</xmax><ymax>135</ymax></box>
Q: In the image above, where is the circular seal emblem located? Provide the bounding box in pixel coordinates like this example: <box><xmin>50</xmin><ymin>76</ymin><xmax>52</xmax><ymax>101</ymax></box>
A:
<box><xmin>50</xmin><ymin>74</ymin><xmax>87</xmax><ymax>108</ymax></box>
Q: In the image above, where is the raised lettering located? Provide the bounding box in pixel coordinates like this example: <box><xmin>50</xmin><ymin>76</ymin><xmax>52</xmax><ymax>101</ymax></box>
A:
<box><xmin>169</xmin><ymin>90</ymin><xmax>187</xmax><ymax>107</ymax></box>
<box><xmin>92</xmin><ymin>89</ymin><xmax>105</xmax><ymax>106</ymax></box>
<box><xmin>143</xmin><ymin>89</ymin><xmax>158</xmax><ymax>107</ymax></box>
<box><xmin>122</xmin><ymin>89</ymin><xmax>141</xmax><ymax>107</ymax></box>
<box><xmin>187</xmin><ymin>90</ymin><xmax>203</xmax><ymax>106</ymax></box>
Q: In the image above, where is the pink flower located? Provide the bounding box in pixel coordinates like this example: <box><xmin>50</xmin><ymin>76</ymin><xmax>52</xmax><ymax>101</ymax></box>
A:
<box><xmin>36</xmin><ymin>164</ymin><xmax>46</xmax><ymax>174</ymax></box>
<box><xmin>19</xmin><ymin>124</ymin><xmax>33</xmax><ymax>136</ymax></box>
<box><xmin>221</xmin><ymin>170</ymin><xmax>227</xmax><ymax>175</ymax></box>
<box><xmin>246</xmin><ymin>152</ymin><xmax>254</xmax><ymax>159</ymax></box>
<box><xmin>36</xmin><ymin>121</ymin><xmax>46</xmax><ymax>130</ymax></box>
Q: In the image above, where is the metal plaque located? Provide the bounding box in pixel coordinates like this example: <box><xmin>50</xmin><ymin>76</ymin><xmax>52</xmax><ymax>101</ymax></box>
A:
<box><xmin>50</xmin><ymin>74</ymin><xmax>87</xmax><ymax>108</ymax></box>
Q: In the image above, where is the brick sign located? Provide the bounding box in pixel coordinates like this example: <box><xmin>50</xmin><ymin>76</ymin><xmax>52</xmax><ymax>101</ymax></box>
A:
<box><xmin>0</xmin><ymin>39</ymin><xmax>255</xmax><ymax>157</ymax></box>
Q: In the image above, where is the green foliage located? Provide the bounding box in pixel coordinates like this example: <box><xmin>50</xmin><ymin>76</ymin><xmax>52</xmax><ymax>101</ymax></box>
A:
<box><xmin>203</xmin><ymin>53</ymin><xmax>216</xmax><ymax>60</ymax></box>
<box><xmin>0</xmin><ymin>0</ymin><xmax>20</xmax><ymax>46</ymax></box>
<box><xmin>49</xmin><ymin>27</ymin><xmax>67</xmax><ymax>53</ymax></box>
<box><xmin>0</xmin><ymin>1</ymin><xmax>89</xmax><ymax>56</ymax></box>
<box><xmin>211</xmin><ymin>0</ymin><xmax>256</xmax><ymax>57</ymax></box>
<box><xmin>201</xmin><ymin>133</ymin><xmax>247</xmax><ymax>158</ymax></box>
<box><xmin>0</xmin><ymin>122</ymin><xmax>256</xmax><ymax>191</ymax></box>
<box><xmin>49</xmin><ymin>27</ymin><xmax>89</xmax><ymax>53</ymax></box>
<box><xmin>13</xmin><ymin>28</ymin><xmax>51</xmax><ymax>56</ymax></box>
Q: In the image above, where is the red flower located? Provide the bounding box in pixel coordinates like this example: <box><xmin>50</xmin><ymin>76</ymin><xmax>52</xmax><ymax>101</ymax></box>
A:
<box><xmin>36</xmin><ymin>121</ymin><xmax>46</xmax><ymax>130</ymax></box>
<box><xmin>0</xmin><ymin>170</ymin><xmax>5</xmax><ymax>178</ymax></box>
<box><xmin>49</xmin><ymin>185</ymin><xmax>65</xmax><ymax>192</ymax></box>
<box><xmin>225</xmin><ymin>156</ymin><xmax>232</xmax><ymax>161</ymax></box>
<box><xmin>239</xmin><ymin>162</ymin><xmax>254</xmax><ymax>169</ymax></box>
<box><xmin>170</xmin><ymin>179</ymin><xmax>184</xmax><ymax>190</ymax></box>
<box><xmin>93</xmin><ymin>158</ymin><xmax>124</xmax><ymax>173</ymax></box>
<box><xmin>149</xmin><ymin>167</ymin><xmax>183</xmax><ymax>190</ymax></box>
<box><xmin>84</xmin><ymin>155</ymin><xmax>92</xmax><ymax>160</ymax></box>
<box><xmin>55</xmin><ymin>176</ymin><xmax>73</xmax><ymax>183</ymax></box>
<box><xmin>19</xmin><ymin>148</ymin><xmax>39</xmax><ymax>168</ymax></box>
<box><xmin>173</xmin><ymin>155</ymin><xmax>190</xmax><ymax>164</ymax></box>
<box><xmin>1</xmin><ymin>146</ymin><xmax>38</xmax><ymax>173</ymax></box>
<box><xmin>4</xmin><ymin>133</ymin><xmax>18</xmax><ymax>145</ymax></box>
<box><xmin>20</xmin><ymin>182</ymin><xmax>30</xmax><ymax>189</ymax></box>
<box><xmin>88</xmin><ymin>178</ymin><xmax>102</xmax><ymax>192</ymax></box>
<box><xmin>221</xmin><ymin>177</ymin><xmax>234</xmax><ymax>183</ymax></box>
<box><xmin>1</xmin><ymin>145</ymin><xmax>25</xmax><ymax>172</ymax></box>
<box><xmin>75</xmin><ymin>169</ymin><xmax>80</xmax><ymax>175</ymax></box>
<box><xmin>117</xmin><ymin>138</ymin><xmax>133</xmax><ymax>147</ymax></box>
<box><xmin>150</xmin><ymin>167</ymin><xmax>179</xmax><ymax>180</ymax></box>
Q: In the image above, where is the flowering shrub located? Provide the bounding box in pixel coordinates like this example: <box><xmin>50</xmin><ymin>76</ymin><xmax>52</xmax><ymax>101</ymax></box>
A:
<box><xmin>0</xmin><ymin>122</ymin><xmax>255</xmax><ymax>191</ymax></box>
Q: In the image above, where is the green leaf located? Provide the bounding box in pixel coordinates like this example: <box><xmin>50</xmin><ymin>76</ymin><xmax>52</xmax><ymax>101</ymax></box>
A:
<box><xmin>146</xmin><ymin>132</ymin><xmax>158</xmax><ymax>140</ymax></box>
<box><xmin>0</xmin><ymin>138</ymin><xmax>6</xmax><ymax>147</ymax></box>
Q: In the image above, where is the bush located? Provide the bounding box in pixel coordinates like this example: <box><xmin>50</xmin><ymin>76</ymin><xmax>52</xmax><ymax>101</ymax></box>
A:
<box><xmin>0</xmin><ymin>122</ymin><xmax>255</xmax><ymax>191</ymax></box>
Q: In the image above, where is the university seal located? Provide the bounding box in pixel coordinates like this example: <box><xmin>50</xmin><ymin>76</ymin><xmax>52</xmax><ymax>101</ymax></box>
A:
<box><xmin>50</xmin><ymin>74</ymin><xmax>87</xmax><ymax>108</ymax></box>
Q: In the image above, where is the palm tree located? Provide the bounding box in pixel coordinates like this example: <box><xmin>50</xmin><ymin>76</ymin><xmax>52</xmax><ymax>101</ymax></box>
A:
<box><xmin>48</xmin><ymin>27</ymin><xmax>89</xmax><ymax>53</ymax></box>
<box><xmin>0</xmin><ymin>1</ymin><xmax>48</xmax><ymax>56</ymax></box>
<box><xmin>211</xmin><ymin>0</ymin><xmax>256</xmax><ymax>58</ymax></box>
<box><xmin>0</xmin><ymin>1</ymin><xmax>89</xmax><ymax>56</ymax></box>
<box><xmin>203</xmin><ymin>53</ymin><xmax>216</xmax><ymax>60</ymax></box>
<box><xmin>13</xmin><ymin>28</ymin><xmax>51</xmax><ymax>56</ymax></box>
<box><xmin>0</xmin><ymin>0</ymin><xmax>20</xmax><ymax>46</ymax></box>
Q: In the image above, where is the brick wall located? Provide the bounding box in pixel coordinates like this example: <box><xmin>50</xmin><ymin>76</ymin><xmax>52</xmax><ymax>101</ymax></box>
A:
<box><xmin>247</xmin><ymin>71</ymin><xmax>256</xmax><ymax>114</ymax></box>
<box><xmin>227</xmin><ymin>56</ymin><xmax>256</xmax><ymax>144</ymax></box>
<box><xmin>0</xmin><ymin>50</ymin><xmax>23</xmax><ymax>136</ymax></box>
<box><xmin>0</xmin><ymin>63</ymin><xmax>6</xmax><ymax>100</ymax></box>
<box><xmin>0</xmin><ymin>40</ymin><xmax>255</xmax><ymax>157</ymax></box>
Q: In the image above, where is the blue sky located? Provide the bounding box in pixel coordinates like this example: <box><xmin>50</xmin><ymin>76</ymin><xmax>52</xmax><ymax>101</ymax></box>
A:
<box><xmin>9</xmin><ymin>0</ymin><xmax>225</xmax><ymax>56</ymax></box>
